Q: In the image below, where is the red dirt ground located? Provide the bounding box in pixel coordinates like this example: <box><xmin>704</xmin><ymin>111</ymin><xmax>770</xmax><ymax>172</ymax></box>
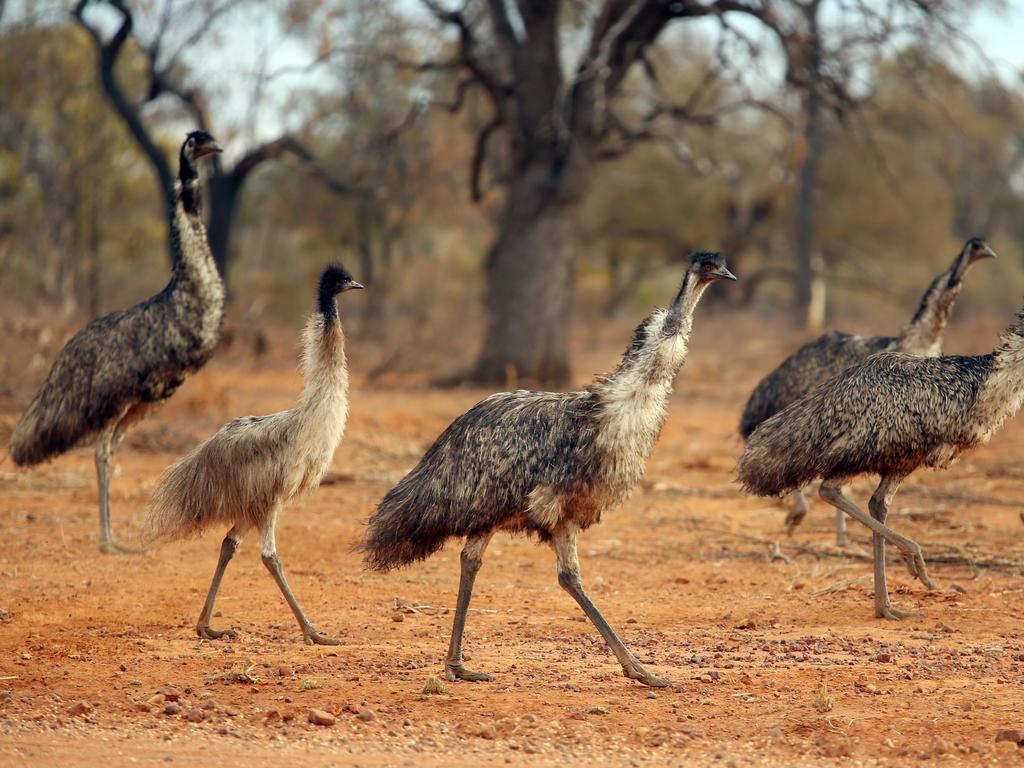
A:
<box><xmin>1</xmin><ymin>315</ymin><xmax>1023</xmax><ymax>766</ymax></box>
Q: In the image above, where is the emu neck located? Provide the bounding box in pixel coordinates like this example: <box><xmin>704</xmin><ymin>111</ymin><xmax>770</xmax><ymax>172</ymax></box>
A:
<box><xmin>594</xmin><ymin>273</ymin><xmax>706</xmax><ymax>459</ymax></box>
<box><xmin>896</xmin><ymin>259</ymin><xmax>964</xmax><ymax>356</ymax></box>
<box><xmin>299</xmin><ymin>315</ymin><xmax>349</xmax><ymax>419</ymax></box>
<box><xmin>975</xmin><ymin>316</ymin><xmax>1024</xmax><ymax>437</ymax></box>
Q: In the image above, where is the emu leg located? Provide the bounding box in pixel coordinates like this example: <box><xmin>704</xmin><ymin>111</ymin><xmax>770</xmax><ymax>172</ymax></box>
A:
<box><xmin>553</xmin><ymin>523</ymin><xmax>669</xmax><ymax>688</ymax></box>
<box><xmin>445</xmin><ymin>532</ymin><xmax>494</xmax><ymax>682</ymax></box>
<box><xmin>259</xmin><ymin>516</ymin><xmax>340</xmax><ymax>645</ymax></box>
<box><xmin>95</xmin><ymin>412</ymin><xmax>143</xmax><ymax>554</ymax></box>
<box><xmin>868</xmin><ymin>474</ymin><xmax>923</xmax><ymax>620</ymax></box>
<box><xmin>783</xmin><ymin>488</ymin><xmax>811</xmax><ymax>533</ymax></box>
<box><xmin>819</xmin><ymin>478</ymin><xmax>934</xmax><ymax>601</ymax></box>
<box><xmin>197</xmin><ymin>529</ymin><xmax>243</xmax><ymax>640</ymax></box>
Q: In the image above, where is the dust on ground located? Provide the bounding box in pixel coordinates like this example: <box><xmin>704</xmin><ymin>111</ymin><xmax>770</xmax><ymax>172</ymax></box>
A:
<box><xmin>1</xmin><ymin>313</ymin><xmax>1022</xmax><ymax>767</ymax></box>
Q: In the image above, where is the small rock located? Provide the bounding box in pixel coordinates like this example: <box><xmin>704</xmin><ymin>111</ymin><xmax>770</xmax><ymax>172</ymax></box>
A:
<box><xmin>357</xmin><ymin>708</ymin><xmax>375</xmax><ymax>722</ymax></box>
<box><xmin>67</xmin><ymin>701</ymin><xmax>91</xmax><ymax>717</ymax></box>
<box><xmin>265</xmin><ymin>708</ymin><xmax>281</xmax><ymax>722</ymax></box>
<box><xmin>184</xmin><ymin>709</ymin><xmax>203</xmax><ymax>723</ymax></box>
<box><xmin>308</xmin><ymin>709</ymin><xmax>336</xmax><ymax>726</ymax></box>
<box><xmin>391</xmin><ymin>613</ymin><xmax>405</xmax><ymax>623</ymax></box>
<box><xmin>586</xmin><ymin>707</ymin><xmax>609</xmax><ymax>715</ymax></box>
<box><xmin>277</xmin><ymin>666</ymin><xmax>293</xmax><ymax>678</ymax></box>
<box><xmin>202</xmin><ymin>699</ymin><xmax>217</xmax><ymax>710</ymax></box>
<box><xmin>995</xmin><ymin>729</ymin><xmax>1024</xmax><ymax>745</ymax></box>
<box><xmin>160</xmin><ymin>686</ymin><xmax>181</xmax><ymax>702</ymax></box>
<box><xmin>949</xmin><ymin>583</ymin><xmax>967</xmax><ymax>594</ymax></box>
<box><xmin>163</xmin><ymin>702</ymin><xmax>181</xmax><ymax>716</ymax></box>
<box><xmin>134</xmin><ymin>701</ymin><xmax>151</xmax><ymax>713</ymax></box>
<box><xmin>874</xmin><ymin>653</ymin><xmax>892</xmax><ymax>663</ymax></box>
<box><xmin>477</xmin><ymin>724</ymin><xmax>497</xmax><ymax>740</ymax></box>
<box><xmin>223</xmin><ymin>706</ymin><xmax>240</xmax><ymax>717</ymax></box>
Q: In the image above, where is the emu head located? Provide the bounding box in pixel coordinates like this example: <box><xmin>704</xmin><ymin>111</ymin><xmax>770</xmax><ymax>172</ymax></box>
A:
<box><xmin>951</xmin><ymin>237</ymin><xmax>997</xmax><ymax>284</ymax></box>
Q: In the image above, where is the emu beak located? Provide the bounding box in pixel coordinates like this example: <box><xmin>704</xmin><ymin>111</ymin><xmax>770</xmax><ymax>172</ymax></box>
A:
<box><xmin>196</xmin><ymin>141</ymin><xmax>223</xmax><ymax>159</ymax></box>
<box><xmin>975</xmin><ymin>244</ymin><xmax>997</xmax><ymax>261</ymax></box>
<box><xmin>716</xmin><ymin>266</ymin><xmax>738</xmax><ymax>281</ymax></box>
<box><xmin>346</xmin><ymin>281</ymin><xmax>365</xmax><ymax>291</ymax></box>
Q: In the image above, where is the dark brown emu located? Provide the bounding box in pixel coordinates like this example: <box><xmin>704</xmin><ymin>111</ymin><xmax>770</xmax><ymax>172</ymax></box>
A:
<box><xmin>739</xmin><ymin>238</ymin><xmax>995</xmax><ymax>544</ymax></box>
<box><xmin>10</xmin><ymin>131</ymin><xmax>225</xmax><ymax>553</ymax></box>
<box><xmin>738</xmin><ymin>297</ymin><xmax>1024</xmax><ymax>620</ymax></box>
<box><xmin>147</xmin><ymin>265</ymin><xmax>362</xmax><ymax>644</ymax></box>
<box><xmin>362</xmin><ymin>252</ymin><xmax>736</xmax><ymax>688</ymax></box>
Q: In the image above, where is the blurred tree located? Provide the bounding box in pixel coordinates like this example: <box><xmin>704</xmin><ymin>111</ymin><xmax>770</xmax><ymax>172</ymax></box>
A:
<box><xmin>71</xmin><ymin>0</ymin><xmax>368</xmax><ymax>283</ymax></box>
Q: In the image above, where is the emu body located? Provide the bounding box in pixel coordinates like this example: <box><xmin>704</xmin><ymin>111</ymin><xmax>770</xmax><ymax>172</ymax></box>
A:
<box><xmin>10</xmin><ymin>132</ymin><xmax>225</xmax><ymax>553</ymax></box>
<box><xmin>363</xmin><ymin>252</ymin><xmax>735</xmax><ymax>688</ymax></box>
<box><xmin>738</xmin><ymin>238</ymin><xmax>995</xmax><ymax>543</ymax></box>
<box><xmin>738</xmin><ymin>299</ymin><xmax>1024</xmax><ymax>619</ymax></box>
<box><xmin>147</xmin><ymin>265</ymin><xmax>362</xmax><ymax>644</ymax></box>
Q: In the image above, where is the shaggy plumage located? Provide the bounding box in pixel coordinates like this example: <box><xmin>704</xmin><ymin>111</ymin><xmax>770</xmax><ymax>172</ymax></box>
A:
<box><xmin>362</xmin><ymin>252</ymin><xmax>736</xmax><ymax>688</ymax></box>
<box><xmin>147</xmin><ymin>264</ymin><xmax>362</xmax><ymax>644</ymax></box>
<box><xmin>738</xmin><ymin>303</ymin><xmax>1024</xmax><ymax>619</ymax></box>
<box><xmin>10</xmin><ymin>131</ymin><xmax>225</xmax><ymax>553</ymax></box>
<box><xmin>739</xmin><ymin>237</ymin><xmax>994</xmax><ymax>439</ymax></box>
<box><xmin>738</xmin><ymin>237</ymin><xmax>995</xmax><ymax>543</ymax></box>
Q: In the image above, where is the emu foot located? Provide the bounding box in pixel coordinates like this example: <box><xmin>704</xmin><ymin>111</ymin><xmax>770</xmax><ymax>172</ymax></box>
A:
<box><xmin>444</xmin><ymin>663</ymin><xmax>491</xmax><ymax>682</ymax></box>
<box><xmin>900</xmin><ymin>545</ymin><xmax>934</xmax><ymax>590</ymax></box>
<box><xmin>622</xmin><ymin>655</ymin><xmax>670</xmax><ymax>688</ymax></box>
<box><xmin>875</xmin><ymin>602</ymin><xmax>924</xmax><ymax>621</ymax></box>
<box><xmin>197</xmin><ymin>625</ymin><xmax>238</xmax><ymax>640</ymax></box>
<box><xmin>303</xmin><ymin>628</ymin><xmax>342</xmax><ymax>646</ymax></box>
<box><xmin>99</xmin><ymin>540</ymin><xmax>145</xmax><ymax>555</ymax></box>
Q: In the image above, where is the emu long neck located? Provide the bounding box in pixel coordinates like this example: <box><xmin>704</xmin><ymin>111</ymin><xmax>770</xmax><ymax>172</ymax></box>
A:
<box><xmin>974</xmin><ymin>312</ymin><xmax>1024</xmax><ymax>438</ymax></box>
<box><xmin>896</xmin><ymin>256</ymin><xmax>965</xmax><ymax>356</ymax></box>
<box><xmin>594</xmin><ymin>271</ymin><xmax>707</xmax><ymax>456</ymax></box>
<box><xmin>297</xmin><ymin>312</ymin><xmax>350</xmax><ymax>436</ymax></box>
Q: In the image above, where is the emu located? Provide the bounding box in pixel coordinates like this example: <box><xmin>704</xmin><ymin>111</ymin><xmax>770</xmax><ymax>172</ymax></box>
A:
<box><xmin>739</xmin><ymin>238</ymin><xmax>995</xmax><ymax>544</ymax></box>
<box><xmin>362</xmin><ymin>252</ymin><xmax>736</xmax><ymax>688</ymax></box>
<box><xmin>738</xmin><ymin>296</ymin><xmax>1024</xmax><ymax>620</ymax></box>
<box><xmin>147</xmin><ymin>265</ymin><xmax>362</xmax><ymax>644</ymax></box>
<box><xmin>10</xmin><ymin>131</ymin><xmax>225</xmax><ymax>553</ymax></box>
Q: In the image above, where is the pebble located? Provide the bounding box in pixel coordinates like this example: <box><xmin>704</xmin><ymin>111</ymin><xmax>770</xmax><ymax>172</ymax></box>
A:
<box><xmin>308</xmin><ymin>709</ymin><xmax>336</xmax><ymax>726</ymax></box>
<box><xmin>184</xmin><ymin>709</ymin><xmax>203</xmax><ymax>723</ymax></box>
<box><xmin>67</xmin><ymin>701</ymin><xmax>91</xmax><ymax>717</ymax></box>
<box><xmin>357</xmin><ymin>709</ymin><xmax>376</xmax><ymax>722</ymax></box>
<box><xmin>160</xmin><ymin>687</ymin><xmax>181</xmax><ymax>702</ymax></box>
<box><xmin>477</xmin><ymin>724</ymin><xmax>497</xmax><ymax>740</ymax></box>
<box><xmin>995</xmin><ymin>729</ymin><xmax>1023</xmax><ymax>745</ymax></box>
<box><xmin>391</xmin><ymin>613</ymin><xmax>405</xmax><ymax>623</ymax></box>
<box><xmin>163</xmin><ymin>703</ymin><xmax>181</xmax><ymax>716</ymax></box>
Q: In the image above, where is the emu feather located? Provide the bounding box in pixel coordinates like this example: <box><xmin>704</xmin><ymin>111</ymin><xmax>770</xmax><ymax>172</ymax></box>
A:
<box><xmin>738</xmin><ymin>292</ymin><xmax>1024</xmax><ymax>620</ymax></box>
<box><xmin>147</xmin><ymin>264</ymin><xmax>362</xmax><ymax>644</ymax></box>
<box><xmin>362</xmin><ymin>252</ymin><xmax>735</xmax><ymax>688</ymax></box>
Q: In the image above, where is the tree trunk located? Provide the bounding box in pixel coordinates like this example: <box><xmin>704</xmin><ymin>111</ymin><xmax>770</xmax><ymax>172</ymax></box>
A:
<box><xmin>473</xmin><ymin>165</ymin><xmax>580</xmax><ymax>386</ymax></box>
<box><xmin>207</xmin><ymin>174</ymin><xmax>242</xmax><ymax>282</ymax></box>
<box><xmin>794</xmin><ymin>1</ymin><xmax>826</xmax><ymax>331</ymax></box>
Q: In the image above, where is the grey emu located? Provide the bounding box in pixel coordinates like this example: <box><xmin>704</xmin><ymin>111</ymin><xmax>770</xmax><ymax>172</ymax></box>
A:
<box><xmin>362</xmin><ymin>252</ymin><xmax>736</xmax><ymax>688</ymax></box>
<box><xmin>10</xmin><ymin>131</ymin><xmax>225</xmax><ymax>553</ymax></box>
<box><xmin>739</xmin><ymin>238</ymin><xmax>995</xmax><ymax>544</ymax></box>
<box><xmin>738</xmin><ymin>297</ymin><xmax>1024</xmax><ymax>620</ymax></box>
<box><xmin>147</xmin><ymin>265</ymin><xmax>362</xmax><ymax>644</ymax></box>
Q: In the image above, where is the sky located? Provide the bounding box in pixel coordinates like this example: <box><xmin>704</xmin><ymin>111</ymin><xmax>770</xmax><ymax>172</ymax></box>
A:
<box><xmin>968</xmin><ymin>0</ymin><xmax>1024</xmax><ymax>80</ymax></box>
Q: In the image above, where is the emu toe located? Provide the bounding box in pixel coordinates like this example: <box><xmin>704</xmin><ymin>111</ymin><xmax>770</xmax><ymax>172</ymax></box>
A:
<box><xmin>303</xmin><ymin>628</ymin><xmax>342</xmax><ymax>646</ymax></box>
<box><xmin>622</xmin><ymin>657</ymin><xmax>670</xmax><ymax>688</ymax></box>
<box><xmin>197</xmin><ymin>625</ymin><xmax>238</xmax><ymax>641</ymax></box>
<box><xmin>876</xmin><ymin>603</ymin><xmax>924</xmax><ymax>621</ymax></box>
<box><xmin>901</xmin><ymin>547</ymin><xmax>934</xmax><ymax>590</ymax></box>
<box><xmin>98</xmin><ymin>541</ymin><xmax>145</xmax><ymax>555</ymax></box>
<box><xmin>444</xmin><ymin>663</ymin><xmax>491</xmax><ymax>682</ymax></box>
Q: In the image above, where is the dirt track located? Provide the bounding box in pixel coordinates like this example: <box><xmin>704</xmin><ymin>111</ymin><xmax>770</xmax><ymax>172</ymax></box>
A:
<box><xmin>1</xmin><ymin>318</ymin><xmax>1023</xmax><ymax>766</ymax></box>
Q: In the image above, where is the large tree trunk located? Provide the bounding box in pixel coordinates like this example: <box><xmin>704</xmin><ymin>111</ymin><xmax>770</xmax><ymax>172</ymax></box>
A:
<box><xmin>473</xmin><ymin>164</ymin><xmax>581</xmax><ymax>386</ymax></box>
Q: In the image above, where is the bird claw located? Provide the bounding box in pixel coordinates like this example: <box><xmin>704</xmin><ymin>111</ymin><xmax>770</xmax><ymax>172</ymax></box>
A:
<box><xmin>444</xmin><ymin>663</ymin><xmax>492</xmax><ymax>682</ymax></box>
<box><xmin>901</xmin><ymin>546</ymin><xmax>934</xmax><ymax>589</ymax></box>
<box><xmin>197</xmin><ymin>625</ymin><xmax>237</xmax><ymax>640</ymax></box>
<box><xmin>622</xmin><ymin>656</ymin><xmax>670</xmax><ymax>688</ymax></box>
<box><xmin>303</xmin><ymin>628</ymin><xmax>342</xmax><ymax>646</ymax></box>
<box><xmin>98</xmin><ymin>541</ymin><xmax>145</xmax><ymax>555</ymax></box>
<box><xmin>876</xmin><ymin>603</ymin><xmax>923</xmax><ymax>621</ymax></box>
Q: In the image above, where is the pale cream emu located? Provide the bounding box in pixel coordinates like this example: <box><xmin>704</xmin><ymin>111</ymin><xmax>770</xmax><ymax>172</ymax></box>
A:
<box><xmin>147</xmin><ymin>264</ymin><xmax>362</xmax><ymax>644</ymax></box>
